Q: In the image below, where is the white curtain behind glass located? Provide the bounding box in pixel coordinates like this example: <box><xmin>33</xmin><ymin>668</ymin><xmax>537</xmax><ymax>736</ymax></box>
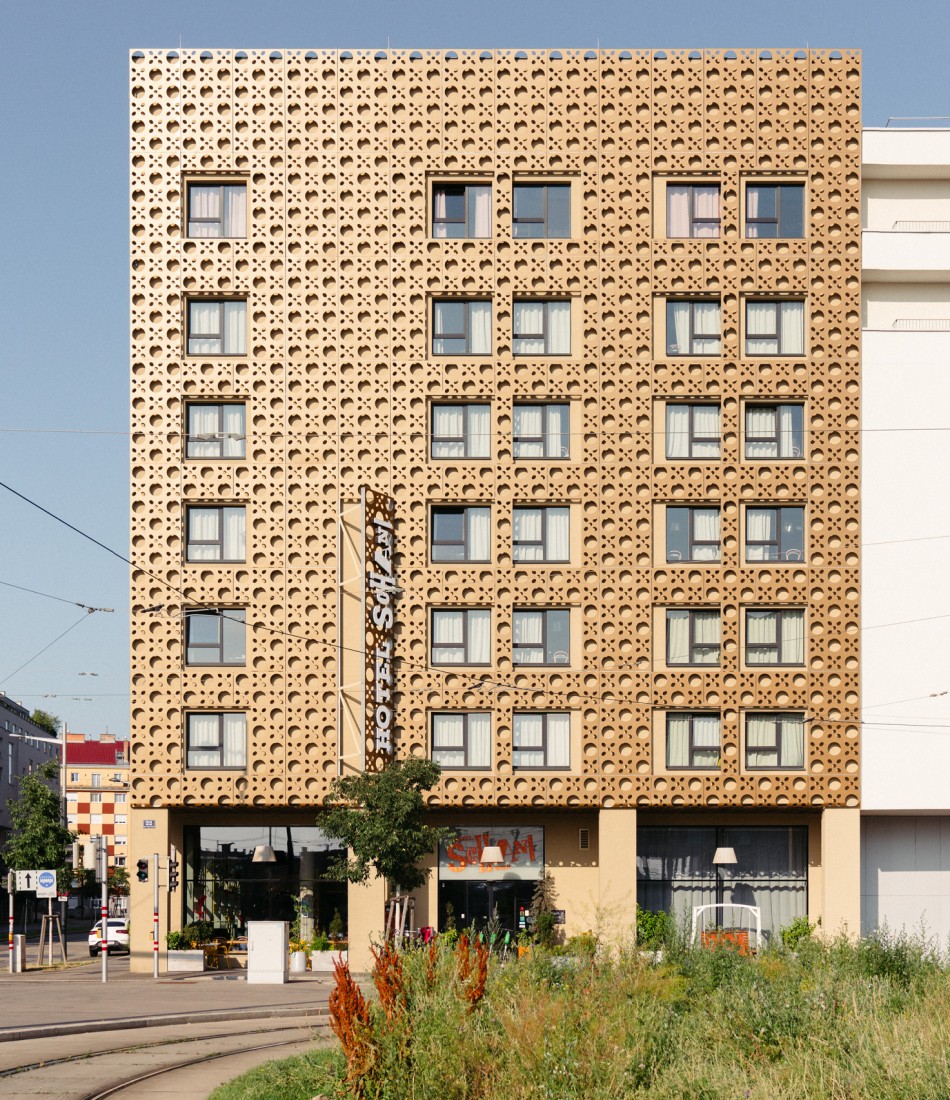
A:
<box><xmin>746</xmin><ymin>612</ymin><xmax>775</xmax><ymax>663</ymax></box>
<box><xmin>222</xmin><ymin>405</ymin><xmax>245</xmax><ymax>458</ymax></box>
<box><xmin>225</xmin><ymin>187</ymin><xmax>247</xmax><ymax>237</ymax></box>
<box><xmin>468</xmin><ymin>405</ymin><xmax>491</xmax><ymax>457</ymax></box>
<box><xmin>189</xmin><ymin>406</ymin><xmax>220</xmax><ymax>458</ymax></box>
<box><xmin>746</xmin><ymin>406</ymin><xmax>776</xmax><ymax>458</ymax></box>
<box><xmin>666</xmin><ymin>406</ymin><xmax>689</xmax><ymax>458</ymax></box>
<box><xmin>188</xmin><ymin>509</ymin><xmax>218</xmax><ymax>560</ymax></box>
<box><xmin>667</xmin><ymin>716</ymin><xmax>690</xmax><ymax>765</ymax></box>
<box><xmin>692</xmin><ymin>510</ymin><xmax>720</xmax><ymax>561</ymax></box>
<box><xmin>513</xmin><ymin>612</ymin><xmax>543</xmax><ymax>663</ymax></box>
<box><xmin>224</xmin><ymin>302</ymin><xmax>246</xmax><ymax>355</ymax></box>
<box><xmin>548</xmin><ymin>301</ymin><xmax>571</xmax><ymax>353</ymax></box>
<box><xmin>780</xmin><ymin>301</ymin><xmax>805</xmax><ymax>355</ymax></box>
<box><xmin>667</xmin><ymin>612</ymin><xmax>689</xmax><ymax>664</ymax></box>
<box><xmin>546</xmin><ymin>714</ymin><xmax>570</xmax><ymax>766</ymax></box>
<box><xmin>224</xmin><ymin>508</ymin><xmax>246</xmax><ymax>560</ymax></box>
<box><xmin>666</xmin><ymin>187</ymin><xmax>690</xmax><ymax>237</ymax></box>
<box><xmin>468</xmin><ymin>508</ymin><xmax>490</xmax><ymax>561</ymax></box>
<box><xmin>668</xmin><ymin>302</ymin><xmax>690</xmax><ymax>353</ymax></box>
<box><xmin>547</xmin><ymin>508</ymin><xmax>570</xmax><ymax>560</ymax></box>
<box><xmin>432</xmin><ymin>612</ymin><xmax>464</xmax><ymax>663</ymax></box>
<box><xmin>778</xmin><ymin>405</ymin><xmax>797</xmax><ymax>457</ymax></box>
<box><xmin>746</xmin><ymin>509</ymin><xmax>774</xmax><ymax>560</ymax></box>
<box><xmin>433</xmin><ymin>714</ymin><xmax>464</xmax><ymax>765</ymax></box>
<box><xmin>694</xmin><ymin>613</ymin><xmax>719</xmax><ymax>662</ymax></box>
<box><xmin>782</xmin><ymin>611</ymin><xmax>805</xmax><ymax>664</ymax></box>
<box><xmin>471</xmin><ymin>186</ymin><xmax>491</xmax><ymax>238</ymax></box>
<box><xmin>692</xmin><ymin>187</ymin><xmax>719</xmax><ymax>237</ymax></box>
<box><xmin>222</xmin><ymin>714</ymin><xmax>246</xmax><ymax>767</ymax></box>
<box><xmin>746</xmin><ymin>301</ymin><xmax>776</xmax><ymax>354</ymax></box>
<box><xmin>548</xmin><ymin>404</ymin><xmax>569</xmax><ymax>457</ymax></box>
<box><xmin>514</xmin><ymin>302</ymin><xmax>545</xmax><ymax>354</ymax></box>
<box><xmin>188</xmin><ymin>715</ymin><xmax>220</xmax><ymax>767</ymax></box>
<box><xmin>746</xmin><ymin>716</ymin><xmax>775</xmax><ymax>767</ymax></box>
<box><xmin>468</xmin><ymin>610</ymin><xmax>491</xmax><ymax>664</ymax></box>
<box><xmin>189</xmin><ymin>302</ymin><xmax>219</xmax><ymax>354</ymax></box>
<box><xmin>468</xmin><ymin>712</ymin><xmax>491</xmax><ymax>766</ymax></box>
<box><xmin>514</xmin><ymin>406</ymin><xmax>544</xmax><ymax>456</ymax></box>
<box><xmin>692</xmin><ymin>406</ymin><xmax>720</xmax><ymax>457</ymax></box>
<box><xmin>514</xmin><ymin>714</ymin><xmax>544</xmax><ymax>767</ymax></box>
<box><xmin>470</xmin><ymin>302</ymin><xmax>491</xmax><ymax>354</ymax></box>
<box><xmin>780</xmin><ymin>717</ymin><xmax>805</xmax><ymax>767</ymax></box>
<box><xmin>513</xmin><ymin>509</ymin><xmax>542</xmax><ymax>561</ymax></box>
<box><xmin>693</xmin><ymin>302</ymin><xmax>721</xmax><ymax>352</ymax></box>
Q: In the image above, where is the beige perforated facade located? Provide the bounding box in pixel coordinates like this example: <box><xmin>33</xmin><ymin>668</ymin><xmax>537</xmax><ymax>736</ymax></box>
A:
<box><xmin>129</xmin><ymin>48</ymin><xmax>862</xmax><ymax>967</ymax></box>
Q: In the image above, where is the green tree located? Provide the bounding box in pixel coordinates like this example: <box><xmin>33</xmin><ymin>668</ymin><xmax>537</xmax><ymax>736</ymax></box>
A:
<box><xmin>29</xmin><ymin>710</ymin><xmax>61</xmax><ymax>736</ymax></box>
<box><xmin>108</xmin><ymin>865</ymin><xmax>130</xmax><ymax>896</ymax></box>
<box><xmin>320</xmin><ymin>759</ymin><xmax>453</xmax><ymax>891</ymax></box>
<box><xmin>2</xmin><ymin>760</ymin><xmax>73</xmax><ymax>871</ymax></box>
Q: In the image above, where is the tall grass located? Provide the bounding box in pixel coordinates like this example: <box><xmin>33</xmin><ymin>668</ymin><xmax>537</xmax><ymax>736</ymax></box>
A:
<box><xmin>210</xmin><ymin>930</ymin><xmax>950</xmax><ymax>1100</ymax></box>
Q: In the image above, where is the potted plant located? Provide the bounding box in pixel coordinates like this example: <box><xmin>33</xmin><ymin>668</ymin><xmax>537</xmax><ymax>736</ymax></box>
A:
<box><xmin>166</xmin><ymin>921</ymin><xmax>215</xmax><ymax>972</ymax></box>
<box><xmin>309</xmin><ymin>928</ymin><xmax>348</xmax><ymax>972</ymax></box>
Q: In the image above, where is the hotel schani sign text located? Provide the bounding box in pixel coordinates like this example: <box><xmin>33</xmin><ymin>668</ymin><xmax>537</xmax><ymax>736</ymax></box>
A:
<box><xmin>363</xmin><ymin>488</ymin><xmax>397</xmax><ymax>771</ymax></box>
<box><xmin>439</xmin><ymin>827</ymin><xmax>544</xmax><ymax>881</ymax></box>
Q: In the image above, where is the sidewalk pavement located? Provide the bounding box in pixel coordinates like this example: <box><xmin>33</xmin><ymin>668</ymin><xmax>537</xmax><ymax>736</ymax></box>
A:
<box><xmin>0</xmin><ymin>955</ymin><xmax>334</xmax><ymax>1042</ymax></box>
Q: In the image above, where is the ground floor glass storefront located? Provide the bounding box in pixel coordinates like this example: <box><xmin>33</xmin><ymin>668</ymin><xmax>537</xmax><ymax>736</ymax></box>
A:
<box><xmin>637</xmin><ymin>825</ymin><xmax>808</xmax><ymax>944</ymax></box>
<box><xmin>182</xmin><ymin>825</ymin><xmax>347</xmax><ymax>937</ymax></box>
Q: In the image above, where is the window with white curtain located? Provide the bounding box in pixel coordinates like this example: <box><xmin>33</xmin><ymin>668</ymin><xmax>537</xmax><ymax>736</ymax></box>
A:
<box><xmin>512</xmin><ymin>506</ymin><xmax>570</xmax><ymax>562</ymax></box>
<box><xmin>432</xmin><ymin>183</ymin><xmax>492</xmax><ymax>238</ymax></box>
<box><xmin>432</xmin><ymin>300</ymin><xmax>492</xmax><ymax>355</ymax></box>
<box><xmin>666</xmin><ymin>183</ymin><xmax>720</xmax><ymax>238</ymax></box>
<box><xmin>513</xmin><ymin>712</ymin><xmax>571</xmax><ymax>769</ymax></box>
<box><xmin>513</xmin><ymin>300</ymin><xmax>572</xmax><ymax>355</ymax></box>
<box><xmin>665</xmin><ymin>507</ymin><xmax>721</xmax><ymax>562</ymax></box>
<box><xmin>430</xmin><ymin>506</ymin><xmax>491</xmax><ymax>562</ymax></box>
<box><xmin>186</xmin><ymin>713</ymin><xmax>247</xmax><ymax>769</ymax></box>
<box><xmin>745</xmin><ymin>609</ymin><xmax>805</xmax><ymax>666</ymax></box>
<box><xmin>430</xmin><ymin>608</ymin><xmax>492</xmax><ymax>665</ymax></box>
<box><xmin>745</xmin><ymin>183</ymin><xmax>805</xmax><ymax>238</ymax></box>
<box><xmin>666</xmin><ymin>713</ymin><xmax>721</xmax><ymax>768</ymax></box>
<box><xmin>665</xmin><ymin>404</ymin><xmax>721</xmax><ymax>459</ymax></box>
<box><xmin>665</xmin><ymin>300</ymin><xmax>721</xmax><ymax>355</ymax></box>
<box><xmin>512</xmin><ymin>608</ymin><xmax>570</xmax><ymax>665</ymax></box>
<box><xmin>187</xmin><ymin>300</ymin><xmax>247</xmax><ymax>356</ymax></box>
<box><xmin>745</xmin><ymin>506</ymin><xmax>805</xmax><ymax>562</ymax></box>
<box><xmin>186</xmin><ymin>506</ymin><xmax>246</xmax><ymax>562</ymax></box>
<box><xmin>430</xmin><ymin>403</ymin><xmax>491</xmax><ymax>459</ymax></box>
<box><xmin>745</xmin><ymin>713</ymin><xmax>805</xmax><ymax>769</ymax></box>
<box><xmin>187</xmin><ymin>183</ymin><xmax>247</xmax><ymax>238</ymax></box>
<box><xmin>513</xmin><ymin>402</ymin><xmax>570</xmax><ymax>459</ymax></box>
<box><xmin>186</xmin><ymin>403</ymin><xmax>247</xmax><ymax>459</ymax></box>
<box><xmin>744</xmin><ymin>403</ymin><xmax>804</xmax><ymax>460</ymax></box>
<box><xmin>513</xmin><ymin>183</ymin><xmax>571</xmax><ymax>238</ymax></box>
<box><xmin>185</xmin><ymin>609</ymin><xmax>246</xmax><ymax>666</ymax></box>
<box><xmin>666</xmin><ymin>609</ymin><xmax>720</xmax><ymax>665</ymax></box>
<box><xmin>431</xmin><ymin>712</ymin><xmax>492</xmax><ymax>769</ymax></box>
<box><xmin>745</xmin><ymin>300</ymin><xmax>805</xmax><ymax>356</ymax></box>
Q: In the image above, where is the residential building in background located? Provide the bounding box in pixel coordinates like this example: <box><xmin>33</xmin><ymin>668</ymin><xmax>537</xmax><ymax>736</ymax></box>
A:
<box><xmin>129</xmin><ymin>47</ymin><xmax>862</xmax><ymax>969</ymax></box>
<box><xmin>64</xmin><ymin>733</ymin><xmax>130</xmax><ymax>868</ymax></box>
<box><xmin>0</xmin><ymin>693</ymin><xmax>60</xmax><ymax>850</ymax></box>
<box><xmin>861</xmin><ymin>124</ymin><xmax>950</xmax><ymax>943</ymax></box>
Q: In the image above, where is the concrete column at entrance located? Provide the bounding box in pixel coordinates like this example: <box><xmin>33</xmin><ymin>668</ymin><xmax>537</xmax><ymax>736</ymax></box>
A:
<box><xmin>347</xmin><ymin>873</ymin><xmax>387</xmax><ymax>972</ymax></box>
<box><xmin>820</xmin><ymin>808</ymin><xmax>861</xmax><ymax>939</ymax></box>
<box><xmin>598</xmin><ymin>809</ymin><xmax>637</xmax><ymax>947</ymax></box>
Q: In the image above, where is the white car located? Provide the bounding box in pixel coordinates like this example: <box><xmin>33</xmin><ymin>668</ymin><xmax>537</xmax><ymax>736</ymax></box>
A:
<box><xmin>88</xmin><ymin>918</ymin><xmax>130</xmax><ymax>956</ymax></box>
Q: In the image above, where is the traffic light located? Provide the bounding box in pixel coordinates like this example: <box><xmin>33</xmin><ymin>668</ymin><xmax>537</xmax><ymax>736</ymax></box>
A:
<box><xmin>168</xmin><ymin>858</ymin><xmax>179</xmax><ymax>892</ymax></box>
<box><xmin>136</xmin><ymin>858</ymin><xmax>149</xmax><ymax>883</ymax></box>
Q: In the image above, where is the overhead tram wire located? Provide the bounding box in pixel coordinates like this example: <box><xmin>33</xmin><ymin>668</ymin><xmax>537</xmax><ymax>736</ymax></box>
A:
<box><xmin>0</xmin><ymin>577</ymin><xmax>114</xmax><ymax>613</ymax></box>
<box><xmin>0</xmin><ymin>613</ymin><xmax>98</xmax><ymax>685</ymax></box>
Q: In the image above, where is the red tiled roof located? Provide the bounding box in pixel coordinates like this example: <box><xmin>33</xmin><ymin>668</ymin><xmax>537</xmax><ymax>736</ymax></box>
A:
<box><xmin>66</xmin><ymin>741</ymin><xmax>129</xmax><ymax>765</ymax></box>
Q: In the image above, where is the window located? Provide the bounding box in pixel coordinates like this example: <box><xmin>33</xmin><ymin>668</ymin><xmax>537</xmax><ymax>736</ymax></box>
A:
<box><xmin>430</xmin><ymin>609</ymin><xmax>491</xmax><ymax>665</ymax></box>
<box><xmin>512</xmin><ymin>506</ymin><xmax>570</xmax><ymax>563</ymax></box>
<box><xmin>745</xmin><ymin>300</ymin><xmax>805</xmax><ymax>356</ymax></box>
<box><xmin>430</xmin><ymin>506</ymin><xmax>490</xmax><ymax>563</ymax></box>
<box><xmin>431</xmin><ymin>712</ymin><xmax>491</xmax><ymax>769</ymax></box>
<box><xmin>115</xmin><ymin>855</ymin><xmax>127</xmax><ymax>866</ymax></box>
<box><xmin>187</xmin><ymin>300</ymin><xmax>247</xmax><ymax>356</ymax></box>
<box><xmin>666</xmin><ymin>713</ymin><xmax>721</xmax><ymax>769</ymax></box>
<box><xmin>432</xmin><ymin>300</ymin><xmax>492</xmax><ymax>355</ymax></box>
<box><xmin>90</xmin><ymin>792</ymin><xmax>102</xmax><ymax>803</ymax></box>
<box><xmin>432</xmin><ymin>183</ymin><xmax>491</xmax><ymax>238</ymax></box>
<box><xmin>512</xmin><ymin>183</ymin><xmax>571</xmax><ymax>238</ymax></box>
<box><xmin>186</xmin><ymin>713</ymin><xmax>247</xmax><ymax>769</ymax></box>
<box><xmin>666</xmin><ymin>610</ymin><xmax>720</xmax><ymax>665</ymax></box>
<box><xmin>67</xmin><ymin>815</ymin><xmax>77</xmax><ymax>827</ymax></box>
<box><xmin>746</xmin><ymin>609</ymin><xmax>805</xmax><ymax>665</ymax></box>
<box><xmin>666</xmin><ymin>507</ymin><xmax>721</xmax><ymax>562</ymax></box>
<box><xmin>89</xmin><ymin>813</ymin><xmax>103</xmax><ymax>828</ymax></box>
<box><xmin>115</xmin><ymin>814</ymin><xmax>128</xmax><ymax>826</ymax></box>
<box><xmin>115</xmin><ymin>792</ymin><xmax>127</xmax><ymax>804</ymax></box>
<box><xmin>186</xmin><ymin>403</ymin><xmax>246</xmax><ymax>459</ymax></box>
<box><xmin>185</xmin><ymin>609</ymin><xmax>246</xmax><ymax>666</ymax></box>
<box><xmin>667</xmin><ymin>184</ymin><xmax>720</xmax><ymax>238</ymax></box>
<box><xmin>69</xmin><ymin>771</ymin><xmax>79</xmax><ymax>783</ymax></box>
<box><xmin>91</xmin><ymin>774</ymin><xmax>101</xmax><ymax>789</ymax></box>
<box><xmin>186</xmin><ymin>506</ymin><xmax>246</xmax><ymax>562</ymax></box>
<box><xmin>513</xmin><ymin>712</ymin><xmax>570</xmax><ymax>769</ymax></box>
<box><xmin>513</xmin><ymin>300</ymin><xmax>571</xmax><ymax>355</ymax></box>
<box><xmin>187</xmin><ymin>182</ymin><xmax>247</xmax><ymax>238</ymax></box>
<box><xmin>114</xmin><ymin>836</ymin><xmax>128</xmax><ymax>847</ymax></box>
<box><xmin>745</xmin><ymin>713</ymin><xmax>805</xmax><ymax>769</ymax></box>
<box><xmin>665</xmin><ymin>405</ymin><xmax>721</xmax><ymax>459</ymax></box>
<box><xmin>746</xmin><ymin>183</ymin><xmax>805</xmax><ymax>238</ymax></box>
<box><xmin>513</xmin><ymin>403</ymin><xmax>570</xmax><ymax>459</ymax></box>
<box><xmin>666</xmin><ymin>300</ymin><xmax>721</xmax><ymax>355</ymax></box>
<box><xmin>745</xmin><ymin>507</ymin><xmax>805</xmax><ymax>562</ymax></box>
<box><xmin>744</xmin><ymin>404</ymin><xmax>804</xmax><ymax>460</ymax></box>
<box><xmin>512</xmin><ymin>609</ymin><xmax>570</xmax><ymax>665</ymax></box>
<box><xmin>431</xmin><ymin>403</ymin><xmax>491</xmax><ymax>459</ymax></box>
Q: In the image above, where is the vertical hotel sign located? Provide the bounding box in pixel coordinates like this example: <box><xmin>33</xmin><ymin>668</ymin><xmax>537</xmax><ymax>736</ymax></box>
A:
<box><xmin>362</xmin><ymin>488</ymin><xmax>396</xmax><ymax>771</ymax></box>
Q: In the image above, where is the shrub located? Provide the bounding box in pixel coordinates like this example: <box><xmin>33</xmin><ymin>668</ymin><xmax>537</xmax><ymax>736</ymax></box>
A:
<box><xmin>780</xmin><ymin>914</ymin><xmax>815</xmax><ymax>950</ymax></box>
<box><xmin>636</xmin><ymin>904</ymin><xmax>670</xmax><ymax>949</ymax></box>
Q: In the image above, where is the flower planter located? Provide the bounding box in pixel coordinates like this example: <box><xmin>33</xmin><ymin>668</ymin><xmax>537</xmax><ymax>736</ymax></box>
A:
<box><xmin>166</xmin><ymin>948</ymin><xmax>206</xmax><ymax>973</ymax></box>
<box><xmin>309</xmin><ymin>949</ymin><xmax>347</xmax><ymax>972</ymax></box>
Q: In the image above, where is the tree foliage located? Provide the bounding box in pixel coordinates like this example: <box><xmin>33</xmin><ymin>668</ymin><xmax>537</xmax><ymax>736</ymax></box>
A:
<box><xmin>2</xmin><ymin>760</ymin><xmax>73</xmax><ymax>870</ymax></box>
<box><xmin>29</xmin><ymin>709</ymin><xmax>61</xmax><ymax>736</ymax></box>
<box><xmin>320</xmin><ymin>759</ymin><xmax>453</xmax><ymax>892</ymax></box>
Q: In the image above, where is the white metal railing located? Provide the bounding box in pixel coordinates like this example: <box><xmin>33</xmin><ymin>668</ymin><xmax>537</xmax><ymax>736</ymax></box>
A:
<box><xmin>892</xmin><ymin>318</ymin><xmax>950</xmax><ymax>330</ymax></box>
<box><xmin>891</xmin><ymin>220</ymin><xmax>950</xmax><ymax>232</ymax></box>
<box><xmin>690</xmin><ymin>903</ymin><xmax>763</xmax><ymax>952</ymax></box>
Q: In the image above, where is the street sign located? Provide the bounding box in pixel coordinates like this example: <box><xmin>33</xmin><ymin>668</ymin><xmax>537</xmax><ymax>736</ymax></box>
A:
<box><xmin>143</xmin><ymin>820</ymin><xmax>156</xmax><ymax>829</ymax></box>
<box><xmin>36</xmin><ymin>870</ymin><xmax>58</xmax><ymax>899</ymax></box>
<box><xmin>15</xmin><ymin>870</ymin><xmax>40</xmax><ymax>891</ymax></box>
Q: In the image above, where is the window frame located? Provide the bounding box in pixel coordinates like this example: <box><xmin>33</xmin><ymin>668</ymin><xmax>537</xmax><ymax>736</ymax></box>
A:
<box><xmin>512</xmin><ymin>182</ymin><xmax>571</xmax><ymax>238</ymax></box>
<box><xmin>430</xmin><ymin>712</ymin><xmax>492</xmax><ymax>770</ymax></box>
<box><xmin>665</xmin><ymin>712</ymin><xmax>722</xmax><ymax>770</ymax></box>
<box><xmin>665</xmin><ymin>609</ymin><xmax>721</xmax><ymax>666</ymax></box>
<box><xmin>186</xmin><ymin>181</ymin><xmax>247</xmax><ymax>239</ymax></box>
<box><xmin>184</xmin><ymin>608</ymin><xmax>247</xmax><ymax>667</ymax></box>
<box><xmin>744</xmin><ymin>299</ymin><xmax>806</xmax><ymax>357</ymax></box>
<box><xmin>512</xmin><ymin>300</ymin><xmax>572</xmax><ymax>356</ymax></box>
<box><xmin>512</xmin><ymin>608</ymin><xmax>571</xmax><ymax>667</ymax></box>
<box><xmin>512</xmin><ymin>711</ymin><xmax>572</xmax><ymax>771</ymax></box>
<box><xmin>430</xmin><ymin>505</ymin><xmax>491</xmax><ymax>564</ymax></box>
<box><xmin>665</xmin><ymin>506</ymin><xmax>721</xmax><ymax>563</ymax></box>
<box><xmin>512</xmin><ymin>401</ymin><xmax>571</xmax><ymax>460</ymax></box>
<box><xmin>431</xmin><ymin>299</ymin><xmax>492</xmax><ymax>356</ymax></box>
<box><xmin>185</xmin><ymin>402</ymin><xmax>247</xmax><ymax>460</ymax></box>
<box><xmin>745</xmin><ymin>506</ymin><xmax>806</xmax><ymax>563</ymax></box>
<box><xmin>744</xmin><ymin>712</ymin><xmax>806</xmax><ymax>771</ymax></box>
<box><xmin>745</xmin><ymin>609</ymin><xmax>806</xmax><ymax>667</ymax></box>
<box><xmin>429</xmin><ymin>608</ymin><xmax>492</xmax><ymax>666</ymax></box>
<box><xmin>430</xmin><ymin>402</ymin><xmax>491</xmax><ymax>460</ymax></box>
<box><xmin>431</xmin><ymin>181</ymin><xmax>492</xmax><ymax>239</ymax></box>
<box><xmin>666</xmin><ymin>182</ymin><xmax>721</xmax><ymax>238</ymax></box>
<box><xmin>512</xmin><ymin>505</ymin><xmax>571</xmax><ymax>564</ymax></box>
<box><xmin>744</xmin><ymin>403</ymin><xmax>805</xmax><ymax>461</ymax></box>
<box><xmin>665</xmin><ymin>299</ymin><xmax>722</xmax><ymax>356</ymax></box>
<box><xmin>185</xmin><ymin>505</ymin><xmax>246</xmax><ymax>563</ymax></box>
<box><xmin>186</xmin><ymin>299</ymin><xmax>247</xmax><ymax>357</ymax></box>
<box><xmin>664</xmin><ymin>403</ymin><xmax>722</xmax><ymax>460</ymax></box>
<box><xmin>744</xmin><ymin>182</ymin><xmax>806</xmax><ymax>239</ymax></box>
<box><xmin>185</xmin><ymin>712</ymin><xmax>247</xmax><ymax>770</ymax></box>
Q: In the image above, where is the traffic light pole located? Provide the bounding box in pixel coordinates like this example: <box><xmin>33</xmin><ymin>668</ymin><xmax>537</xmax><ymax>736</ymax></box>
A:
<box><xmin>99</xmin><ymin>837</ymin><xmax>109</xmax><ymax>985</ymax></box>
<box><xmin>152</xmin><ymin>852</ymin><xmax>159</xmax><ymax>979</ymax></box>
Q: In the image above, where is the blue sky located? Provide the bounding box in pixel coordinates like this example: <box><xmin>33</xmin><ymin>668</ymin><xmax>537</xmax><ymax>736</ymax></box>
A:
<box><xmin>0</xmin><ymin>0</ymin><xmax>947</xmax><ymax>739</ymax></box>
